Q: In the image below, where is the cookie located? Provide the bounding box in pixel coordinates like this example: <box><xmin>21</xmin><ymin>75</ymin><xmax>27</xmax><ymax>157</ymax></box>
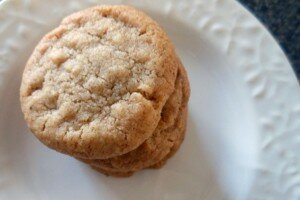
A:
<box><xmin>91</xmin><ymin>166</ymin><xmax>134</xmax><ymax>177</ymax></box>
<box><xmin>20</xmin><ymin>5</ymin><xmax>180</xmax><ymax>159</ymax></box>
<box><xmin>78</xmin><ymin>65</ymin><xmax>190</xmax><ymax>172</ymax></box>
<box><xmin>149</xmin><ymin>108</ymin><xmax>187</xmax><ymax>169</ymax></box>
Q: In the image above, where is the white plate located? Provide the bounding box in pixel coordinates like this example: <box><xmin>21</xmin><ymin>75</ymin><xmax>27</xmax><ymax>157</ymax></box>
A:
<box><xmin>0</xmin><ymin>0</ymin><xmax>299</xmax><ymax>199</ymax></box>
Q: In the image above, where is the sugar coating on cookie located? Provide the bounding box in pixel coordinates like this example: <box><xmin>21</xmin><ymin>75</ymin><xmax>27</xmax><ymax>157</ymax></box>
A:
<box><xmin>20</xmin><ymin>5</ymin><xmax>180</xmax><ymax>159</ymax></box>
<box><xmin>79</xmin><ymin>65</ymin><xmax>190</xmax><ymax>172</ymax></box>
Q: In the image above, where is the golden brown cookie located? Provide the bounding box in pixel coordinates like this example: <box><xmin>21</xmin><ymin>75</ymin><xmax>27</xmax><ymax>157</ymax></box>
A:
<box><xmin>149</xmin><ymin>108</ymin><xmax>187</xmax><ymax>169</ymax></box>
<box><xmin>20</xmin><ymin>5</ymin><xmax>180</xmax><ymax>159</ymax></box>
<box><xmin>78</xmin><ymin>65</ymin><xmax>190</xmax><ymax>173</ymax></box>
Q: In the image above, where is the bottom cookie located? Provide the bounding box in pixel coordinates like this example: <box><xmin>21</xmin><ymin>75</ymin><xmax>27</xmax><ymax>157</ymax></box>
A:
<box><xmin>149</xmin><ymin>107</ymin><xmax>187</xmax><ymax>169</ymax></box>
<box><xmin>149</xmin><ymin>116</ymin><xmax>186</xmax><ymax>169</ymax></box>
<box><xmin>91</xmin><ymin>166</ymin><xmax>134</xmax><ymax>177</ymax></box>
<box><xmin>89</xmin><ymin>112</ymin><xmax>187</xmax><ymax>177</ymax></box>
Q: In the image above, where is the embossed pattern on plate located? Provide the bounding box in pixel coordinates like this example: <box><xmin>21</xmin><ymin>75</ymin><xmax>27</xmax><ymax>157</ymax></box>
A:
<box><xmin>0</xmin><ymin>0</ymin><xmax>299</xmax><ymax>199</ymax></box>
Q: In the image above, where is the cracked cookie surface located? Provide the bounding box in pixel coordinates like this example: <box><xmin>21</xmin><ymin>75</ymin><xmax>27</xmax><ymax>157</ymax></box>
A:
<box><xmin>20</xmin><ymin>5</ymin><xmax>179</xmax><ymax>159</ymax></box>
<box><xmin>78</xmin><ymin>65</ymin><xmax>190</xmax><ymax>173</ymax></box>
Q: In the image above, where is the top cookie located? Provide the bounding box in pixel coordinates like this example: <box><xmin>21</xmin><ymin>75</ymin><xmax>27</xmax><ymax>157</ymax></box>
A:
<box><xmin>20</xmin><ymin>5</ymin><xmax>179</xmax><ymax>159</ymax></box>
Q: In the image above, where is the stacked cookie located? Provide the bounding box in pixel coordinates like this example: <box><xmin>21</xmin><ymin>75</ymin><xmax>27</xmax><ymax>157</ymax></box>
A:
<box><xmin>20</xmin><ymin>5</ymin><xmax>190</xmax><ymax>176</ymax></box>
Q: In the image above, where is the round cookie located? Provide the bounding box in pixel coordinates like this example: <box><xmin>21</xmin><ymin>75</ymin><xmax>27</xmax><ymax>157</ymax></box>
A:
<box><xmin>79</xmin><ymin>65</ymin><xmax>190</xmax><ymax>174</ymax></box>
<box><xmin>20</xmin><ymin>5</ymin><xmax>180</xmax><ymax>159</ymax></box>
